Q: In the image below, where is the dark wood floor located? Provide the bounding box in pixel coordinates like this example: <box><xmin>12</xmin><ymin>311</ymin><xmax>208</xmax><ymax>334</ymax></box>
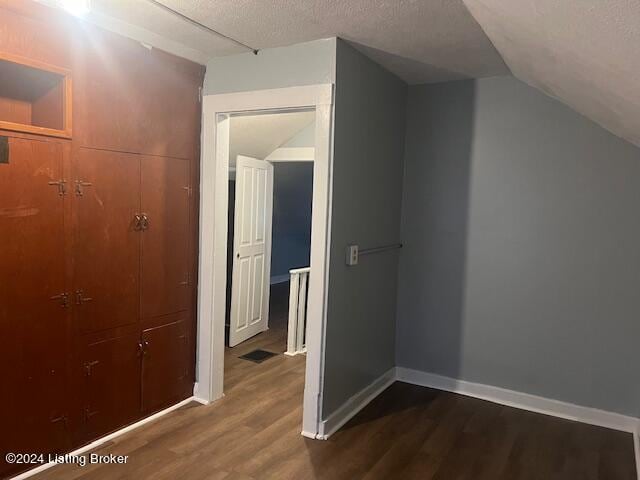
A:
<box><xmin>34</xmin><ymin>284</ymin><xmax>636</xmax><ymax>480</ymax></box>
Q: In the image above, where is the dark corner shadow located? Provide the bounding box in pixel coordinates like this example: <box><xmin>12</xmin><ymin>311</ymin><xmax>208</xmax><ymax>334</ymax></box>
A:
<box><xmin>396</xmin><ymin>79</ymin><xmax>477</xmax><ymax>397</ymax></box>
<box><xmin>302</xmin><ymin>69</ymin><xmax>478</xmax><ymax>478</ymax></box>
<box><xmin>338</xmin><ymin>382</ymin><xmax>441</xmax><ymax>432</ymax></box>
<box><xmin>344</xmin><ymin>39</ymin><xmax>472</xmax><ymax>84</ymax></box>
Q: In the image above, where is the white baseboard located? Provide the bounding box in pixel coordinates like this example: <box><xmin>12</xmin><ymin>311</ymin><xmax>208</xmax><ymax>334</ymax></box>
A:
<box><xmin>635</xmin><ymin>428</ymin><xmax>640</xmax><ymax>480</ymax></box>
<box><xmin>270</xmin><ymin>274</ymin><xmax>290</xmax><ymax>285</ymax></box>
<box><xmin>191</xmin><ymin>382</ymin><xmax>211</xmax><ymax>405</ymax></box>
<box><xmin>10</xmin><ymin>396</ymin><xmax>198</xmax><ymax>480</ymax></box>
<box><xmin>318</xmin><ymin>367</ymin><xmax>396</xmax><ymax>440</ymax></box>
<box><xmin>396</xmin><ymin>367</ymin><xmax>639</xmax><ymax>434</ymax></box>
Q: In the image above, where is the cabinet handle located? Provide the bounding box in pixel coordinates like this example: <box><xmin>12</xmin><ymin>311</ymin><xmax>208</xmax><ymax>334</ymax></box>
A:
<box><xmin>137</xmin><ymin>340</ymin><xmax>150</xmax><ymax>357</ymax></box>
<box><xmin>141</xmin><ymin>214</ymin><xmax>150</xmax><ymax>231</ymax></box>
<box><xmin>134</xmin><ymin>214</ymin><xmax>143</xmax><ymax>231</ymax></box>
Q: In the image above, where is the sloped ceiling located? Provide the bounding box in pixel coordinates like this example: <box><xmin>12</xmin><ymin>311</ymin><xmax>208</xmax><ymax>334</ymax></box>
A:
<box><xmin>229</xmin><ymin>111</ymin><xmax>315</xmax><ymax>166</ymax></box>
<box><xmin>43</xmin><ymin>0</ymin><xmax>639</xmax><ymax>146</ymax></box>
<box><xmin>463</xmin><ymin>0</ymin><xmax>640</xmax><ymax>147</ymax></box>
<box><xmin>80</xmin><ymin>0</ymin><xmax>509</xmax><ymax>84</ymax></box>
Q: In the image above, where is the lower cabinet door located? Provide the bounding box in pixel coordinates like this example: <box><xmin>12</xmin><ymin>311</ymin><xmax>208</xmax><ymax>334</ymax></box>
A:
<box><xmin>141</xmin><ymin>318</ymin><xmax>191</xmax><ymax>413</ymax></box>
<box><xmin>81</xmin><ymin>334</ymin><xmax>141</xmax><ymax>440</ymax></box>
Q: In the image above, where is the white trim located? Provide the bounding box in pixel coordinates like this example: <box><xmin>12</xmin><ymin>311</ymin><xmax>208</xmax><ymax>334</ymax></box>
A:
<box><xmin>10</xmin><ymin>397</ymin><xmax>198</xmax><ymax>480</ymax></box>
<box><xmin>635</xmin><ymin>427</ymin><xmax>640</xmax><ymax>480</ymax></box>
<box><xmin>270</xmin><ymin>274</ymin><xmax>290</xmax><ymax>285</ymax></box>
<box><xmin>266</xmin><ymin>147</ymin><xmax>315</xmax><ymax>162</ymax></box>
<box><xmin>317</xmin><ymin>368</ymin><xmax>396</xmax><ymax>440</ymax></box>
<box><xmin>191</xmin><ymin>382</ymin><xmax>211</xmax><ymax>405</ymax></box>
<box><xmin>197</xmin><ymin>84</ymin><xmax>334</xmax><ymax>439</ymax></box>
<box><xmin>397</xmin><ymin>367</ymin><xmax>639</xmax><ymax>434</ymax></box>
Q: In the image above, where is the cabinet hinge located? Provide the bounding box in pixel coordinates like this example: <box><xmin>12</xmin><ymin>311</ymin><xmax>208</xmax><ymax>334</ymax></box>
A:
<box><xmin>198</xmin><ymin>86</ymin><xmax>202</xmax><ymax>102</ymax></box>
<box><xmin>50</xmin><ymin>292</ymin><xmax>69</xmax><ymax>308</ymax></box>
<box><xmin>48</xmin><ymin>179</ymin><xmax>67</xmax><ymax>196</ymax></box>
<box><xmin>75</xmin><ymin>289</ymin><xmax>93</xmax><ymax>305</ymax></box>
<box><xmin>83</xmin><ymin>407</ymin><xmax>99</xmax><ymax>423</ymax></box>
<box><xmin>50</xmin><ymin>414</ymin><xmax>69</xmax><ymax>429</ymax></box>
<box><xmin>75</xmin><ymin>180</ymin><xmax>93</xmax><ymax>196</ymax></box>
<box><xmin>83</xmin><ymin>360</ymin><xmax>99</xmax><ymax>376</ymax></box>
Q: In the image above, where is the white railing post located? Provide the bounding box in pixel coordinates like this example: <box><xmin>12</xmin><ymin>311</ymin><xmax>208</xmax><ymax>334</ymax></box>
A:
<box><xmin>285</xmin><ymin>267</ymin><xmax>310</xmax><ymax>356</ymax></box>
<box><xmin>286</xmin><ymin>272</ymin><xmax>300</xmax><ymax>355</ymax></box>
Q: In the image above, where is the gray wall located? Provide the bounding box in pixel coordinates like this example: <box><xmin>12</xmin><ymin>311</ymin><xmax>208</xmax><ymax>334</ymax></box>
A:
<box><xmin>204</xmin><ymin>38</ymin><xmax>336</xmax><ymax>95</ymax></box>
<box><xmin>271</xmin><ymin>163</ymin><xmax>313</xmax><ymax>279</ymax></box>
<box><xmin>322</xmin><ymin>40</ymin><xmax>407</xmax><ymax>417</ymax></box>
<box><xmin>397</xmin><ymin>76</ymin><xmax>640</xmax><ymax>417</ymax></box>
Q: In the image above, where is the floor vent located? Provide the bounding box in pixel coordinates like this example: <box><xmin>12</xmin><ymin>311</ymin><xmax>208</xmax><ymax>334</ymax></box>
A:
<box><xmin>239</xmin><ymin>349</ymin><xmax>278</xmax><ymax>363</ymax></box>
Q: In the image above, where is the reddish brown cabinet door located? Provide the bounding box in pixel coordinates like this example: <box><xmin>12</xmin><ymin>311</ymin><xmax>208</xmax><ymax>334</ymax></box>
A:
<box><xmin>80</xmin><ymin>334</ymin><xmax>141</xmax><ymax>441</ymax></box>
<box><xmin>73</xmin><ymin>148</ymin><xmax>140</xmax><ymax>333</ymax></box>
<box><xmin>73</xmin><ymin>26</ymin><xmax>202</xmax><ymax>159</ymax></box>
<box><xmin>141</xmin><ymin>156</ymin><xmax>190</xmax><ymax>321</ymax></box>
<box><xmin>0</xmin><ymin>136</ymin><xmax>70</xmax><ymax>477</ymax></box>
<box><xmin>141</xmin><ymin>316</ymin><xmax>190</xmax><ymax>413</ymax></box>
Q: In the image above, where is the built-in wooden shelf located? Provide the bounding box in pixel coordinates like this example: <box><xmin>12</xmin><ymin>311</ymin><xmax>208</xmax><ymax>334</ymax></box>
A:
<box><xmin>0</xmin><ymin>52</ymin><xmax>72</xmax><ymax>139</ymax></box>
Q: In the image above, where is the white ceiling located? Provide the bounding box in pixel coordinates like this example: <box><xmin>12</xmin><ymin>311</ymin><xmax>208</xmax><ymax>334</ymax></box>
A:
<box><xmin>464</xmin><ymin>0</ymin><xmax>640</xmax><ymax>148</ymax></box>
<box><xmin>72</xmin><ymin>0</ymin><xmax>639</xmax><ymax>147</ymax></box>
<box><xmin>86</xmin><ymin>0</ymin><xmax>509</xmax><ymax>84</ymax></box>
<box><xmin>229</xmin><ymin>111</ymin><xmax>315</xmax><ymax>166</ymax></box>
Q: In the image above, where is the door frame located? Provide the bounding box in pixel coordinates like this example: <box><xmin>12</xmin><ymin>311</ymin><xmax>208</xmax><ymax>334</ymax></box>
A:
<box><xmin>196</xmin><ymin>84</ymin><xmax>334</xmax><ymax>438</ymax></box>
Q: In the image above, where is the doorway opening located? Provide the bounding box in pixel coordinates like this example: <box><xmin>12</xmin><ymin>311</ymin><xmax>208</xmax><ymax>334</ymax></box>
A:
<box><xmin>197</xmin><ymin>84</ymin><xmax>334</xmax><ymax>437</ymax></box>
<box><xmin>224</xmin><ymin>111</ymin><xmax>314</xmax><ymax>391</ymax></box>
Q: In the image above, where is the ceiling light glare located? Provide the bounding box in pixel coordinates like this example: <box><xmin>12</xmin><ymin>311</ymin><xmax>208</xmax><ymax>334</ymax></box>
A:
<box><xmin>61</xmin><ymin>0</ymin><xmax>90</xmax><ymax>17</ymax></box>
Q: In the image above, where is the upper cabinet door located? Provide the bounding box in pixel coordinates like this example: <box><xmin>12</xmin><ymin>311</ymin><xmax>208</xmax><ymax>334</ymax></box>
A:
<box><xmin>0</xmin><ymin>136</ymin><xmax>70</xmax><ymax>475</ymax></box>
<box><xmin>140</xmin><ymin>155</ymin><xmax>190</xmax><ymax>322</ymax></box>
<box><xmin>73</xmin><ymin>26</ymin><xmax>203</xmax><ymax>159</ymax></box>
<box><xmin>73</xmin><ymin>148</ymin><xmax>140</xmax><ymax>333</ymax></box>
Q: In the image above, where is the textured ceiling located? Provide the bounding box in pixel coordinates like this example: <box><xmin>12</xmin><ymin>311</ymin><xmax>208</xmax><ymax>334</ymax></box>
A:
<box><xmin>86</xmin><ymin>0</ymin><xmax>509</xmax><ymax>84</ymax></box>
<box><xmin>229</xmin><ymin>111</ymin><xmax>314</xmax><ymax>166</ymax></box>
<box><xmin>48</xmin><ymin>0</ymin><xmax>639</xmax><ymax>146</ymax></box>
<box><xmin>464</xmin><ymin>0</ymin><xmax>640</xmax><ymax>147</ymax></box>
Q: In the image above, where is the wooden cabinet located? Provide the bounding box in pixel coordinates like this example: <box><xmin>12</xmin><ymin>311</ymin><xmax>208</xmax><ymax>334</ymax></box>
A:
<box><xmin>141</xmin><ymin>156</ymin><xmax>191</xmax><ymax>320</ymax></box>
<box><xmin>0</xmin><ymin>2</ymin><xmax>203</xmax><ymax>477</ymax></box>
<box><xmin>80</xmin><ymin>333</ymin><xmax>142</xmax><ymax>441</ymax></box>
<box><xmin>141</xmin><ymin>316</ymin><xmax>191</xmax><ymax>413</ymax></box>
<box><xmin>0</xmin><ymin>134</ymin><xmax>71</xmax><ymax>472</ymax></box>
<box><xmin>73</xmin><ymin>26</ymin><xmax>202</xmax><ymax>159</ymax></box>
<box><xmin>74</xmin><ymin>148</ymin><xmax>141</xmax><ymax>333</ymax></box>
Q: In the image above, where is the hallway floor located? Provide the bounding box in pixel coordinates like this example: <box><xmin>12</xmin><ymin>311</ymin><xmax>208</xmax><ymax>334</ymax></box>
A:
<box><xmin>34</xmin><ymin>283</ymin><xmax>636</xmax><ymax>480</ymax></box>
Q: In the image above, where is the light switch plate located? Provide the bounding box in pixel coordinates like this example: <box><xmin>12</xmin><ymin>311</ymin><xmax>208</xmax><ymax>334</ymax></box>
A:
<box><xmin>346</xmin><ymin>245</ymin><xmax>359</xmax><ymax>266</ymax></box>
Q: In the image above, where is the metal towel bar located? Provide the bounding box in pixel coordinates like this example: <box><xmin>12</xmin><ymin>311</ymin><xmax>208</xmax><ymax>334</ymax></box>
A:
<box><xmin>359</xmin><ymin>243</ymin><xmax>403</xmax><ymax>256</ymax></box>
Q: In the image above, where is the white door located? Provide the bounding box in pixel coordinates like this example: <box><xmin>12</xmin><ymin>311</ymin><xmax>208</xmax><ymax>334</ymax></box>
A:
<box><xmin>229</xmin><ymin>155</ymin><xmax>274</xmax><ymax>347</ymax></box>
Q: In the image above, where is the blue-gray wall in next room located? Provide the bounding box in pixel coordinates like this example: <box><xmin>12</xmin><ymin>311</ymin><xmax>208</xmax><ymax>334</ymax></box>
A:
<box><xmin>271</xmin><ymin>163</ymin><xmax>313</xmax><ymax>279</ymax></box>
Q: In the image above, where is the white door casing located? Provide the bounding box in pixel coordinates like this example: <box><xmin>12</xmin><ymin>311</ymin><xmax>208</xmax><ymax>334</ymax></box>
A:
<box><xmin>229</xmin><ymin>155</ymin><xmax>273</xmax><ymax>347</ymax></box>
<box><xmin>197</xmin><ymin>84</ymin><xmax>334</xmax><ymax>438</ymax></box>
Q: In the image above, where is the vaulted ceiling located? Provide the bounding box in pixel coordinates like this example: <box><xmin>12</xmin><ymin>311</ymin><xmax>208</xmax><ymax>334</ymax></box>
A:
<box><xmin>464</xmin><ymin>0</ymin><xmax>640</xmax><ymax>147</ymax></box>
<box><xmin>229</xmin><ymin>111</ymin><xmax>314</xmax><ymax>165</ymax></box>
<box><xmin>55</xmin><ymin>0</ymin><xmax>639</xmax><ymax>147</ymax></box>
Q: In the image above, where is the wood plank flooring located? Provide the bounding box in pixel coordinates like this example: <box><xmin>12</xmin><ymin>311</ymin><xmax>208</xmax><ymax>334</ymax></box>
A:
<box><xmin>33</xmin><ymin>284</ymin><xmax>637</xmax><ymax>480</ymax></box>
